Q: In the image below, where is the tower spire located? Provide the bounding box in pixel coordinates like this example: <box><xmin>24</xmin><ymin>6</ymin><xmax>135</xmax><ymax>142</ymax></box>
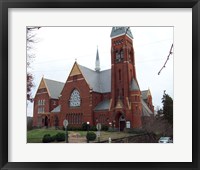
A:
<box><xmin>95</xmin><ymin>47</ymin><xmax>100</xmax><ymax>72</ymax></box>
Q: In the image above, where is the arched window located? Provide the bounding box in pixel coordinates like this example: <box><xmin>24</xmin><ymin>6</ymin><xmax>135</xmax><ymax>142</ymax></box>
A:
<box><xmin>128</xmin><ymin>49</ymin><xmax>131</xmax><ymax>61</ymax></box>
<box><xmin>54</xmin><ymin>115</ymin><xmax>59</xmax><ymax>127</ymax></box>
<box><xmin>121</xmin><ymin>88</ymin><xmax>124</xmax><ymax>97</ymax></box>
<box><xmin>69</xmin><ymin>89</ymin><xmax>81</xmax><ymax>107</ymax></box>
<box><xmin>81</xmin><ymin>113</ymin><xmax>83</xmax><ymax>124</ymax></box>
<box><xmin>120</xmin><ymin>49</ymin><xmax>124</xmax><ymax>59</ymax></box>
<box><xmin>71</xmin><ymin>114</ymin><xmax>74</xmax><ymax>124</ymax></box>
<box><xmin>74</xmin><ymin>114</ymin><xmax>76</xmax><ymax>124</ymax></box>
<box><xmin>119</xmin><ymin>69</ymin><xmax>121</xmax><ymax>81</ymax></box>
<box><xmin>75</xmin><ymin>114</ymin><xmax>78</xmax><ymax>124</ymax></box>
<box><xmin>68</xmin><ymin>114</ymin><xmax>71</xmax><ymax>124</ymax></box>
<box><xmin>116</xmin><ymin>50</ymin><xmax>121</xmax><ymax>62</ymax></box>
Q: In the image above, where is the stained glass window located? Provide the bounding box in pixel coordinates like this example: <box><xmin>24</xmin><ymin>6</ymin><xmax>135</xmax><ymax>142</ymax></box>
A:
<box><xmin>69</xmin><ymin>89</ymin><xmax>81</xmax><ymax>107</ymax></box>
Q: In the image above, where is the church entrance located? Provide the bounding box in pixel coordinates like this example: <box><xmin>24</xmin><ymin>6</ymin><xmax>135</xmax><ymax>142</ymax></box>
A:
<box><xmin>119</xmin><ymin>115</ymin><xmax>126</xmax><ymax>131</ymax></box>
<box><xmin>44</xmin><ymin>116</ymin><xmax>48</xmax><ymax>127</ymax></box>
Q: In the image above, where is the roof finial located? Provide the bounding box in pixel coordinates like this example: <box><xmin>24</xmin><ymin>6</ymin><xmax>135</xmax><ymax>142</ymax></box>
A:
<box><xmin>95</xmin><ymin>47</ymin><xmax>100</xmax><ymax>72</ymax></box>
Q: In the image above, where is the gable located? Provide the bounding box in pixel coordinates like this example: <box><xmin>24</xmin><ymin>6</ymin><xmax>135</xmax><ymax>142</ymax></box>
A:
<box><xmin>69</xmin><ymin>62</ymin><xmax>82</xmax><ymax>77</ymax></box>
<box><xmin>35</xmin><ymin>77</ymin><xmax>50</xmax><ymax>97</ymax></box>
<box><xmin>141</xmin><ymin>89</ymin><xmax>151</xmax><ymax>100</ymax></box>
<box><xmin>35</xmin><ymin>77</ymin><xmax>64</xmax><ymax>99</ymax></box>
<box><xmin>38</xmin><ymin>78</ymin><xmax>46</xmax><ymax>89</ymax></box>
<box><xmin>147</xmin><ymin>89</ymin><xmax>151</xmax><ymax>97</ymax></box>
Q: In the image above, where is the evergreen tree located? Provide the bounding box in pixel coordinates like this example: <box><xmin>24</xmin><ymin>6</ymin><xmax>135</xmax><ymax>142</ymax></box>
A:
<box><xmin>162</xmin><ymin>92</ymin><xmax>173</xmax><ymax>124</ymax></box>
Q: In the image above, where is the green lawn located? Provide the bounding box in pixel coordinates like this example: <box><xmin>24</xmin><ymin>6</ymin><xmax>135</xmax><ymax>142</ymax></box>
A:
<box><xmin>27</xmin><ymin>128</ymin><xmax>65</xmax><ymax>143</ymax></box>
<box><xmin>27</xmin><ymin>128</ymin><xmax>136</xmax><ymax>143</ymax></box>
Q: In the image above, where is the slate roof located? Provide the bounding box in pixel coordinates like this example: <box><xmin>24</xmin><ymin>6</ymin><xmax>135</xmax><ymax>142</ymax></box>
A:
<box><xmin>130</xmin><ymin>78</ymin><xmax>140</xmax><ymax>91</ymax></box>
<box><xmin>141</xmin><ymin>90</ymin><xmax>148</xmax><ymax>100</ymax></box>
<box><xmin>110</xmin><ymin>27</ymin><xmax>133</xmax><ymax>39</ymax></box>
<box><xmin>44</xmin><ymin>78</ymin><xmax>65</xmax><ymax>99</ymax></box>
<box><xmin>78</xmin><ymin>64</ymin><xmax>141</xmax><ymax>93</ymax></box>
<box><xmin>94</xmin><ymin>99</ymin><xmax>110</xmax><ymax>111</ymax></box>
<box><xmin>51</xmin><ymin>105</ymin><xmax>61</xmax><ymax>113</ymax></box>
<box><xmin>78</xmin><ymin>65</ymin><xmax>111</xmax><ymax>93</ymax></box>
<box><xmin>141</xmin><ymin>99</ymin><xmax>153</xmax><ymax>116</ymax></box>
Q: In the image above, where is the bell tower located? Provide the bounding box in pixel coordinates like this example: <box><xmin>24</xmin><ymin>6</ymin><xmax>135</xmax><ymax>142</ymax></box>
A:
<box><xmin>110</xmin><ymin>27</ymin><xmax>137</xmax><ymax>107</ymax></box>
<box><xmin>110</xmin><ymin>27</ymin><xmax>142</xmax><ymax>129</ymax></box>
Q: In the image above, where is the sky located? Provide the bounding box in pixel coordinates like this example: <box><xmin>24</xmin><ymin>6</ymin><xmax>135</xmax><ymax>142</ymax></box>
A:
<box><xmin>27</xmin><ymin>26</ymin><xmax>173</xmax><ymax>117</ymax></box>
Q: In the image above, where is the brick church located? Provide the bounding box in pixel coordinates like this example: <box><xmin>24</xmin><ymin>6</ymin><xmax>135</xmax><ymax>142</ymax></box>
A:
<box><xmin>32</xmin><ymin>27</ymin><xmax>154</xmax><ymax>131</ymax></box>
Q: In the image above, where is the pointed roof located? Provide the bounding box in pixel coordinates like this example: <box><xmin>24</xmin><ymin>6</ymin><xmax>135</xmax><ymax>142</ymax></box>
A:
<box><xmin>68</xmin><ymin>61</ymin><xmax>82</xmax><ymax>77</ymax></box>
<box><xmin>95</xmin><ymin>48</ymin><xmax>100</xmax><ymax>72</ymax></box>
<box><xmin>94</xmin><ymin>99</ymin><xmax>110</xmax><ymax>111</ymax></box>
<box><xmin>130</xmin><ymin>78</ymin><xmax>140</xmax><ymax>91</ymax></box>
<box><xmin>141</xmin><ymin>99</ymin><xmax>154</xmax><ymax>116</ymax></box>
<box><xmin>44</xmin><ymin>79</ymin><xmax>65</xmax><ymax>99</ymax></box>
<box><xmin>110</xmin><ymin>27</ymin><xmax>133</xmax><ymax>39</ymax></box>
<box><xmin>36</xmin><ymin>77</ymin><xmax>65</xmax><ymax>99</ymax></box>
<box><xmin>51</xmin><ymin>105</ymin><xmax>61</xmax><ymax>113</ymax></box>
<box><xmin>115</xmin><ymin>98</ymin><xmax>123</xmax><ymax>109</ymax></box>
<box><xmin>141</xmin><ymin>89</ymin><xmax>151</xmax><ymax>100</ymax></box>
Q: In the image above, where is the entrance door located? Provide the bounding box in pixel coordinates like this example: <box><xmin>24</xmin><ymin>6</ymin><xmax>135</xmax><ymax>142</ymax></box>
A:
<box><xmin>119</xmin><ymin>115</ymin><xmax>126</xmax><ymax>131</ymax></box>
<box><xmin>45</xmin><ymin>116</ymin><xmax>48</xmax><ymax>127</ymax></box>
<box><xmin>120</xmin><ymin>121</ymin><xmax>126</xmax><ymax>131</ymax></box>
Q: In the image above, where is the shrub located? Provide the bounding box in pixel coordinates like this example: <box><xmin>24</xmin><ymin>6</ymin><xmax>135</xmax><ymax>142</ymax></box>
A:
<box><xmin>42</xmin><ymin>134</ymin><xmax>52</xmax><ymax>143</ymax></box>
<box><xmin>86</xmin><ymin>131</ymin><xmax>96</xmax><ymax>141</ymax></box>
<box><xmin>101</xmin><ymin>125</ymin><xmax>109</xmax><ymax>131</ymax></box>
<box><xmin>82</xmin><ymin>122</ymin><xmax>87</xmax><ymax>131</ymax></box>
<box><xmin>82</xmin><ymin>122</ymin><xmax>90</xmax><ymax>131</ymax></box>
<box><xmin>67</xmin><ymin>126</ymin><xmax>82</xmax><ymax>131</ymax></box>
<box><xmin>51</xmin><ymin>135</ymin><xmax>56</xmax><ymax>142</ymax></box>
<box><xmin>90</xmin><ymin>126</ymin><xmax>97</xmax><ymax>131</ymax></box>
<box><xmin>56</xmin><ymin>132</ymin><xmax>65</xmax><ymax>142</ymax></box>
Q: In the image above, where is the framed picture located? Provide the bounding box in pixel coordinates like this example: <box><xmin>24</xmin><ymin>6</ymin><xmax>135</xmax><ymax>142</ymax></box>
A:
<box><xmin>0</xmin><ymin>0</ymin><xmax>199</xmax><ymax>170</ymax></box>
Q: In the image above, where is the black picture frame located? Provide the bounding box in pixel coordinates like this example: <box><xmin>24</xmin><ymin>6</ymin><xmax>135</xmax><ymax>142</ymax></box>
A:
<box><xmin>0</xmin><ymin>0</ymin><xmax>199</xmax><ymax>170</ymax></box>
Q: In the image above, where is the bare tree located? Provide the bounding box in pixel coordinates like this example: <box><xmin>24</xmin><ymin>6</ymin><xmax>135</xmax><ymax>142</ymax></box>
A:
<box><xmin>27</xmin><ymin>27</ymin><xmax>40</xmax><ymax>102</ymax></box>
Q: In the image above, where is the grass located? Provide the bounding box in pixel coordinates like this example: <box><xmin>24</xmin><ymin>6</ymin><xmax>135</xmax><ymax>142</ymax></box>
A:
<box><xmin>76</xmin><ymin>131</ymin><xmax>87</xmax><ymax>137</ymax></box>
<box><xmin>27</xmin><ymin>128</ymin><xmax>65</xmax><ymax>143</ymax></box>
<box><xmin>27</xmin><ymin>128</ymin><xmax>137</xmax><ymax>143</ymax></box>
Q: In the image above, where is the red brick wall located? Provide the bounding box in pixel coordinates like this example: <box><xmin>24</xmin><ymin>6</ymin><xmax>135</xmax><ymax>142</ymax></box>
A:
<box><xmin>49</xmin><ymin>99</ymin><xmax>59</xmax><ymax>111</ymax></box>
<box><xmin>94</xmin><ymin>110</ymin><xmax>110</xmax><ymax>126</ymax></box>
<box><xmin>92</xmin><ymin>92</ymin><xmax>102</xmax><ymax>109</ymax></box>
<box><xmin>147</xmin><ymin>95</ymin><xmax>154</xmax><ymax>113</ymax></box>
<box><xmin>59</xmin><ymin>74</ymin><xmax>94</xmax><ymax>127</ymax></box>
<box><xmin>33</xmin><ymin>91</ymin><xmax>50</xmax><ymax>127</ymax></box>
